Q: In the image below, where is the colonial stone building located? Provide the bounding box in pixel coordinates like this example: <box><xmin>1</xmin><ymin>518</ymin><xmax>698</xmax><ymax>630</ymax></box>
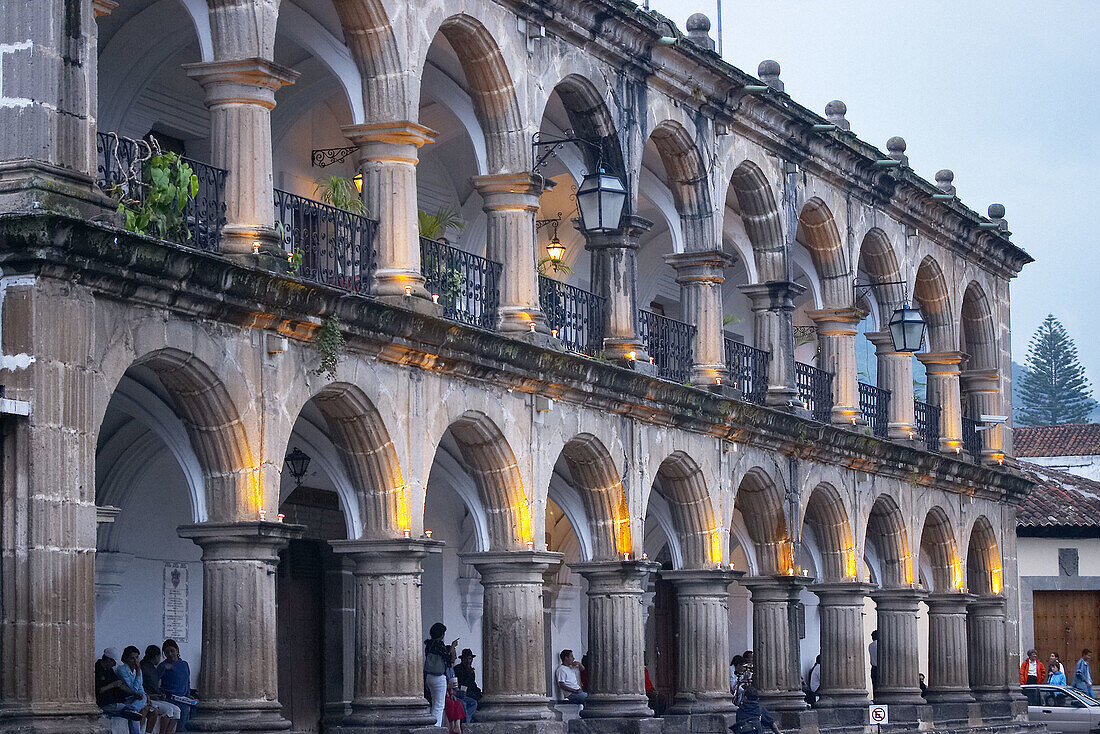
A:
<box><xmin>0</xmin><ymin>1</ymin><xmax>1035</xmax><ymax>734</ymax></box>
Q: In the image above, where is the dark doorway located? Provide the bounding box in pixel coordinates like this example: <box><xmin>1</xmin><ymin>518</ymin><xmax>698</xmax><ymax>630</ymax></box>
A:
<box><xmin>277</xmin><ymin>539</ymin><xmax>325</xmax><ymax>732</ymax></box>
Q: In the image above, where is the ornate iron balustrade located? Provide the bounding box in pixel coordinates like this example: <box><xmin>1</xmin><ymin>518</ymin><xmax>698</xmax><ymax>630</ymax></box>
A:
<box><xmin>274</xmin><ymin>188</ymin><xmax>378</xmax><ymax>294</ymax></box>
<box><xmin>724</xmin><ymin>339</ymin><xmax>770</xmax><ymax>405</ymax></box>
<box><xmin>796</xmin><ymin>362</ymin><xmax>834</xmax><ymax>423</ymax></box>
<box><xmin>96</xmin><ymin>131</ymin><xmax>227</xmax><ymax>251</ymax></box>
<box><xmin>962</xmin><ymin>416</ymin><xmax>982</xmax><ymax>460</ymax></box>
<box><xmin>914</xmin><ymin>400</ymin><xmax>941</xmax><ymax>452</ymax></box>
<box><xmin>420</xmin><ymin>237</ymin><xmax>502</xmax><ymax>330</ymax></box>
<box><xmin>538</xmin><ymin>276</ymin><xmax>607</xmax><ymax>357</ymax></box>
<box><xmin>638</xmin><ymin>310</ymin><xmax>695</xmax><ymax>384</ymax></box>
<box><xmin>859</xmin><ymin>382</ymin><xmax>891</xmax><ymax>438</ymax></box>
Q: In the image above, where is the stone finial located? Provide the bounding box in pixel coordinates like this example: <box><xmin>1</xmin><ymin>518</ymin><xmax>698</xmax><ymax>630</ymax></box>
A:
<box><xmin>988</xmin><ymin>203</ymin><xmax>1008</xmax><ymax>231</ymax></box>
<box><xmin>758</xmin><ymin>60</ymin><xmax>784</xmax><ymax>92</ymax></box>
<box><xmin>685</xmin><ymin>13</ymin><xmax>716</xmax><ymax>51</ymax></box>
<box><xmin>886</xmin><ymin>136</ymin><xmax>908</xmax><ymax>166</ymax></box>
<box><xmin>825</xmin><ymin>100</ymin><xmax>850</xmax><ymax>131</ymax></box>
<box><xmin>935</xmin><ymin>169</ymin><xmax>956</xmax><ymax>195</ymax></box>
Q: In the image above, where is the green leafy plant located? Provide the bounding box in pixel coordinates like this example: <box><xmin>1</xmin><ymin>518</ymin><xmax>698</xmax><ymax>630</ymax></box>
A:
<box><xmin>314</xmin><ymin>315</ymin><xmax>345</xmax><ymax>380</ymax></box>
<box><xmin>722</xmin><ymin>314</ymin><xmax>741</xmax><ymax>326</ymax></box>
<box><xmin>537</xmin><ymin>257</ymin><xmax>574</xmax><ymax>276</ymax></box>
<box><xmin>417</xmin><ymin>206</ymin><xmax>465</xmax><ymax>240</ymax></box>
<box><xmin>315</xmin><ymin>176</ymin><xmax>366</xmax><ymax>216</ymax></box>
<box><xmin>418</xmin><ymin>207</ymin><xmax>466</xmax><ymax>306</ymax></box>
<box><xmin>114</xmin><ymin>152</ymin><xmax>198</xmax><ymax>241</ymax></box>
<box><xmin>287</xmin><ymin>248</ymin><xmax>304</xmax><ymax>275</ymax></box>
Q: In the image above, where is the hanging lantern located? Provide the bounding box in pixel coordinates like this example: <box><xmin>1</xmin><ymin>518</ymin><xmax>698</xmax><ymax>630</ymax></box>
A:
<box><xmin>546</xmin><ymin>236</ymin><xmax>566</xmax><ymax>265</ymax></box>
<box><xmin>576</xmin><ymin>168</ymin><xmax>627</xmax><ymax>234</ymax></box>
<box><xmin>284</xmin><ymin>447</ymin><xmax>311</xmax><ymax>488</ymax></box>
<box><xmin>889</xmin><ymin>303</ymin><xmax>927</xmax><ymax>353</ymax></box>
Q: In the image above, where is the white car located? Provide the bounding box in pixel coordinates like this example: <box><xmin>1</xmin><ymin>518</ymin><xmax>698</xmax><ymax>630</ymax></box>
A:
<box><xmin>1022</xmin><ymin>684</ymin><xmax>1100</xmax><ymax>733</ymax></box>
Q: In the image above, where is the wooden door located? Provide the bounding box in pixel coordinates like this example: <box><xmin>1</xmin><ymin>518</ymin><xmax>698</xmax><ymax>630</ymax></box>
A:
<box><xmin>277</xmin><ymin>540</ymin><xmax>325</xmax><ymax>733</ymax></box>
<box><xmin>1033</xmin><ymin>590</ymin><xmax>1100</xmax><ymax>665</ymax></box>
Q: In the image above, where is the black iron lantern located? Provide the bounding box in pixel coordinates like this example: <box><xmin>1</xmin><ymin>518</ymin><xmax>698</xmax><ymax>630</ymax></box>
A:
<box><xmin>284</xmin><ymin>447</ymin><xmax>311</xmax><ymax>488</ymax></box>
<box><xmin>576</xmin><ymin>168</ymin><xmax>627</xmax><ymax>234</ymax></box>
<box><xmin>888</xmin><ymin>303</ymin><xmax>927</xmax><ymax>353</ymax></box>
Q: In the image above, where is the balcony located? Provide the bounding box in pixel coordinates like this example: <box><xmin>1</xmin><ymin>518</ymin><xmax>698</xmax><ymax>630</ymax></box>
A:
<box><xmin>96</xmin><ymin>132</ymin><xmax>227</xmax><ymax>251</ymax></box>
<box><xmin>859</xmin><ymin>382</ymin><xmax>891</xmax><ymax>438</ymax></box>
<box><xmin>796</xmin><ymin>362</ymin><xmax>834</xmax><ymax>423</ymax></box>
<box><xmin>962</xmin><ymin>415</ymin><xmax>982</xmax><ymax>459</ymax></box>
<box><xmin>274</xmin><ymin>187</ymin><xmax>378</xmax><ymax>294</ymax></box>
<box><xmin>725</xmin><ymin>339</ymin><xmax>770</xmax><ymax>406</ymax></box>
<box><xmin>420</xmin><ymin>237</ymin><xmax>502</xmax><ymax>330</ymax></box>
<box><xmin>914</xmin><ymin>399</ymin><xmax>941</xmax><ymax>452</ymax></box>
<box><xmin>638</xmin><ymin>310</ymin><xmax>695</xmax><ymax>384</ymax></box>
<box><xmin>538</xmin><ymin>276</ymin><xmax>607</xmax><ymax>357</ymax></box>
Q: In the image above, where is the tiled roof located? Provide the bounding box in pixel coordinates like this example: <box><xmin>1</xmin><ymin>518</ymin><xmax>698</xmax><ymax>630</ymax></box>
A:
<box><xmin>1014</xmin><ymin>423</ymin><xmax>1100</xmax><ymax>457</ymax></box>
<box><xmin>1017</xmin><ymin>462</ymin><xmax>1100</xmax><ymax>528</ymax></box>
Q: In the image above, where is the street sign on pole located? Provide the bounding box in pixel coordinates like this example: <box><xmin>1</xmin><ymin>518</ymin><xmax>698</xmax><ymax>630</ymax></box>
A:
<box><xmin>869</xmin><ymin>704</ymin><xmax>889</xmax><ymax>725</ymax></box>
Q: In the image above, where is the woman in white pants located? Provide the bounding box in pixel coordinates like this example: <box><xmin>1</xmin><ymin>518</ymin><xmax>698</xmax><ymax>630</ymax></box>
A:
<box><xmin>424</xmin><ymin>622</ymin><xmax>458</xmax><ymax>726</ymax></box>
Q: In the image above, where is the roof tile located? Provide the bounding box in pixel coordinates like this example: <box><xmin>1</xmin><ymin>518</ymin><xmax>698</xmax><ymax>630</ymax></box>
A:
<box><xmin>1014</xmin><ymin>424</ymin><xmax>1100</xmax><ymax>457</ymax></box>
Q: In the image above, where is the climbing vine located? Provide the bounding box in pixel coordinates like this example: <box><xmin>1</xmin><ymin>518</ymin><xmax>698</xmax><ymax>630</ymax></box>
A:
<box><xmin>314</xmin><ymin>315</ymin><xmax>345</xmax><ymax>380</ymax></box>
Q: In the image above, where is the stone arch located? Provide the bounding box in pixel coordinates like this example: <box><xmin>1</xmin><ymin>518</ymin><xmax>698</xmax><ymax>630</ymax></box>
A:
<box><xmin>646</xmin><ymin>120</ymin><xmax>715</xmax><ymax>252</ymax></box>
<box><xmin>332</xmin><ymin>0</ymin><xmax>409</xmax><ymax>122</ymax></box>
<box><xmin>542</xmin><ymin>73</ymin><xmax>627</xmax><ymax>181</ymax></box>
<box><xmin>558</xmin><ymin>433</ymin><xmax>629</xmax><ymax>562</ymax></box>
<box><xmin>734</xmin><ymin>468</ymin><xmax>792</xmax><ymax>574</ymax></box>
<box><xmin>966</xmin><ymin>515</ymin><xmax>1003</xmax><ymax>596</ymax></box>
<box><xmin>652</xmin><ymin>452</ymin><xmax>720</xmax><ymax>569</ymax></box>
<box><xmin>865</xmin><ymin>494</ymin><xmax>912</xmax><ymax>587</ymax></box>
<box><xmin>960</xmin><ymin>281</ymin><xmax>997</xmax><ymax>371</ymax></box>
<box><xmin>798</xmin><ymin>197</ymin><xmax>851</xmax><ymax>308</ymax></box>
<box><xmin>857</xmin><ymin>228</ymin><xmax>905</xmax><ymax>316</ymax></box>
<box><xmin>728</xmin><ymin>160</ymin><xmax>786</xmax><ymax>283</ymax></box>
<box><xmin>914</xmin><ymin>255</ymin><xmax>954</xmax><ymax>353</ymax></box>
<box><xmin>802</xmin><ymin>483</ymin><xmax>855</xmax><ymax>581</ymax></box>
<box><xmin>919</xmin><ymin>506</ymin><xmax>961</xmax><ymax>592</ymax></box>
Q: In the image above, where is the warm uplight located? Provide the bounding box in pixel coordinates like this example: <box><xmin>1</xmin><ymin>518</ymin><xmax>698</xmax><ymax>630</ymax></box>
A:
<box><xmin>425</xmin><ymin>530</ymin><xmax>433</xmax><ymax>538</ymax></box>
<box><xmin>627</xmin><ymin>350</ymin><xmax>637</xmax><ymax>361</ymax></box>
<box><xmin>641</xmin><ymin>553</ymin><xmax>648</xmax><ymax>560</ymax></box>
<box><xmin>615</xmin><ymin>493</ymin><xmax>632</xmax><ymax>556</ymax></box>
<box><xmin>404</xmin><ymin>285</ymin><xmax>412</xmax><ymax>297</ymax></box>
<box><xmin>787</xmin><ymin>567</ymin><xmax>795</xmax><ymax>576</ymax></box>
<box><xmin>403</xmin><ymin>528</ymin><xmax>411</xmax><ymax>539</ymax></box>
<box><xmin>353</xmin><ymin>173</ymin><xmax>363</xmax><ymax>193</ymax></box>
<box><xmin>529</xmin><ymin>322</ymin><xmax>537</xmax><ymax>332</ymax></box>
<box><xmin>277</xmin><ymin>513</ymin><xmax>285</xmax><ymax>523</ymax></box>
<box><xmin>802</xmin><ymin>568</ymin><xmax>809</xmax><ymax>577</ymax></box>
<box><xmin>709</xmin><ymin>525</ymin><xmax>724</xmax><ymax>565</ymax></box>
<box><xmin>258</xmin><ymin>509</ymin><xmax>266</xmax><ymax>521</ymax></box>
<box><xmin>252</xmin><ymin>241</ymin><xmax>261</xmax><ymax>254</ymax></box>
<box><xmin>551</xmin><ymin>329</ymin><xmax>558</xmax><ymax>338</ymax></box>
<box><xmin>526</xmin><ymin>540</ymin><xmax>535</xmax><ymax>550</ymax></box>
<box><xmin>622</xmin><ymin>552</ymin><xmax>631</xmax><ymax>561</ymax></box>
<box><xmin>432</xmin><ymin>294</ymin><xmax>440</xmax><ymax>304</ymax></box>
<box><xmin>715</xmin><ymin>376</ymin><xmax>722</xmax><ymax>385</ymax></box>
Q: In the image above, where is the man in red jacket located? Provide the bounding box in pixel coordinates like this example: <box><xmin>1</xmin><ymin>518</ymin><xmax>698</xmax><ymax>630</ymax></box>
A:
<box><xmin>1021</xmin><ymin>649</ymin><xmax>1047</xmax><ymax>684</ymax></box>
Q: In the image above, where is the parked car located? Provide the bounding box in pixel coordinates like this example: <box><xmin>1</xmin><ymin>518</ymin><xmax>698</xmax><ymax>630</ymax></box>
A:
<box><xmin>1022</xmin><ymin>684</ymin><xmax>1100</xmax><ymax>733</ymax></box>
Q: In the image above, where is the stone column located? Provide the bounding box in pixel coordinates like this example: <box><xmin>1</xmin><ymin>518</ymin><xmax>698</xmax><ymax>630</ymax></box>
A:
<box><xmin>812</xmin><ymin>582</ymin><xmax>873</xmax><ymax>711</ymax></box>
<box><xmin>343</xmin><ymin>122</ymin><xmax>436</xmax><ymax>302</ymax></box>
<box><xmin>925</xmin><ymin>592</ymin><xmax>975</xmax><ymax>705</ymax></box>
<box><xmin>662</xmin><ymin>569</ymin><xmax>739</xmax><ymax>720</ymax></box>
<box><xmin>741</xmin><ymin>576</ymin><xmax>809</xmax><ymax>714</ymax></box>
<box><xmin>917</xmin><ymin>352</ymin><xmax>965</xmax><ymax>453</ymax></box>
<box><xmin>866</xmin><ymin>330</ymin><xmax>915</xmax><ymax>440</ymax></box>
<box><xmin>472</xmin><ymin>173</ymin><xmax>549</xmax><ymax>335</ymax></box>
<box><xmin>869</xmin><ymin>587</ymin><xmax>926</xmax><ymax>706</ymax></box>
<box><xmin>460</xmin><ymin>551</ymin><xmax>561</xmax><ymax>723</ymax></box>
<box><xmin>329</xmin><ymin>539</ymin><xmax>438</xmax><ymax>731</ymax></box>
<box><xmin>571</xmin><ymin>560</ymin><xmax>661</xmax><ymax>721</ymax></box>
<box><xmin>184</xmin><ymin>59</ymin><xmax>298</xmax><ymax>259</ymax></box>
<box><xmin>0</xmin><ymin>0</ymin><xmax>110</xmax><ymax>215</ymax></box>
<box><xmin>967</xmin><ymin>596</ymin><xmax>1010</xmax><ymax>702</ymax></box>
<box><xmin>178</xmin><ymin>522</ymin><xmax>303</xmax><ymax>733</ymax></box>
<box><xmin>664</xmin><ymin>251</ymin><xmax>735</xmax><ymax>387</ymax></box>
<box><xmin>739</xmin><ymin>282</ymin><xmax>805</xmax><ymax>409</ymax></box>
<box><xmin>585</xmin><ymin>214</ymin><xmax>653</xmax><ymax>363</ymax></box>
<box><xmin>807</xmin><ymin>308</ymin><xmax>863</xmax><ymax>425</ymax></box>
<box><xmin>961</xmin><ymin>369</ymin><xmax>1004</xmax><ymax>460</ymax></box>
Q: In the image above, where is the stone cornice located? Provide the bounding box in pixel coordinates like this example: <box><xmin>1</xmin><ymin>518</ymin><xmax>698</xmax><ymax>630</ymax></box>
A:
<box><xmin>0</xmin><ymin>214</ymin><xmax>1036</xmax><ymax>505</ymax></box>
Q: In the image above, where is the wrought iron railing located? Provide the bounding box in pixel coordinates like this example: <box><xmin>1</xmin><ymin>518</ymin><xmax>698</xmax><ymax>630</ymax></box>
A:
<box><xmin>859</xmin><ymin>382</ymin><xmax>891</xmax><ymax>438</ymax></box>
<box><xmin>96</xmin><ymin>131</ymin><xmax>227</xmax><ymax>251</ymax></box>
<box><xmin>796</xmin><ymin>362</ymin><xmax>834</xmax><ymax>423</ymax></box>
<box><xmin>914</xmin><ymin>400</ymin><xmax>941</xmax><ymax>452</ymax></box>
<box><xmin>274</xmin><ymin>188</ymin><xmax>378</xmax><ymax>294</ymax></box>
<box><xmin>420</xmin><ymin>237</ymin><xmax>502</xmax><ymax>330</ymax></box>
<box><xmin>638</xmin><ymin>310</ymin><xmax>695</xmax><ymax>384</ymax></box>
<box><xmin>538</xmin><ymin>276</ymin><xmax>607</xmax><ymax>357</ymax></box>
<box><xmin>962</xmin><ymin>416</ymin><xmax>982</xmax><ymax>460</ymax></box>
<box><xmin>725</xmin><ymin>339</ymin><xmax>770</xmax><ymax>405</ymax></box>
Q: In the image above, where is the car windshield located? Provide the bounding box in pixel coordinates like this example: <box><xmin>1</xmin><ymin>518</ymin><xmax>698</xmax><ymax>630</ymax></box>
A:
<box><xmin>1078</xmin><ymin>691</ymin><xmax>1100</xmax><ymax>706</ymax></box>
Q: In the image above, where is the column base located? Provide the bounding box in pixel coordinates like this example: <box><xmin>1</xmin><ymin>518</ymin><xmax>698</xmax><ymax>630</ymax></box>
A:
<box><xmin>771</xmin><ymin>708</ymin><xmax>817</xmax><ymax>733</ymax></box>
<box><xmin>665</xmin><ymin>692</ymin><xmax>736</xmax><ymax>716</ymax></box>
<box><xmin>338</xmin><ymin>696</ymin><xmax>436</xmax><ymax>729</ymax></box>
<box><xmin>0</xmin><ymin>160</ymin><xmax>116</xmax><ymax>219</ymax></box>
<box><xmin>335</xmin><ymin>725</ymin><xmax>442</xmax><ymax>734</ymax></box>
<box><xmin>0</xmin><ymin>708</ymin><xmax>107</xmax><ymax>734</ymax></box>
<box><xmin>765</xmin><ymin>387</ymin><xmax>809</xmax><ymax>416</ymax></box>
<box><xmin>465</xmin><ymin>722</ymin><xmax>566</xmax><ymax>734</ymax></box>
<box><xmin>568</xmin><ymin>717</ymin><xmax>662</xmax><ymax>734</ymax></box>
<box><xmin>865</xmin><ymin>702</ymin><xmax>934</xmax><ymax>728</ymax></box>
<box><xmin>874</xmin><ymin>688</ymin><xmax>926</xmax><ymax>707</ymax></box>
<box><xmin>660</xmin><ymin>711</ymin><xmax>735</xmax><ymax>733</ymax></box>
<box><xmin>815</xmin><ymin>690</ymin><xmax>871</xmax><ymax>711</ymax></box>
<box><xmin>187</xmin><ymin>700</ymin><xmax>293</xmax><ymax>733</ymax></box>
<box><xmin>498</xmin><ymin>307</ymin><xmax>549</xmax><ymax>336</ymax></box>
<box><xmin>929</xmin><ymin>700</ymin><xmax>982</xmax><ymax>726</ymax></box>
<box><xmin>973</xmin><ymin>690</ymin><xmax>1014</xmax><ymax>721</ymax></box>
<box><xmin>475</xmin><ymin>694</ymin><xmax>556</xmax><ymax>723</ymax></box>
<box><xmin>813</xmin><ymin>702</ymin><xmax>872</xmax><ymax>727</ymax></box>
<box><xmin>578</xmin><ymin>693</ymin><xmax>652</xmax><ymax>720</ymax></box>
<box><xmin>759</xmin><ymin>688</ymin><xmax>809</xmax><ymax>713</ymax></box>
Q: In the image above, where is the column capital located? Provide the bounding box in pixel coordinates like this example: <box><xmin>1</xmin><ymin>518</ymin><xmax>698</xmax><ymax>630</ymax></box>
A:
<box><xmin>471</xmin><ymin>172</ymin><xmax>549</xmax><ymax>212</ymax></box>
<box><xmin>916</xmin><ymin>351</ymin><xmax>967</xmax><ymax>373</ymax></box>
<box><xmin>967</xmin><ymin>594</ymin><xmax>1007</xmax><ymax>614</ymax></box>
<box><xmin>342</xmin><ymin>121</ymin><xmax>438</xmax><ymax>149</ymax></box>
<box><xmin>960</xmin><ymin>368</ymin><xmax>1000</xmax><ymax>392</ymax></box>
<box><xmin>741</xmin><ymin>573</ymin><xmax>813</xmax><ymax>600</ymax></box>
<box><xmin>459</xmin><ymin>550</ymin><xmax>562</xmax><ymax>581</ymax></box>
<box><xmin>739</xmin><ymin>280</ymin><xmax>807</xmax><ymax>310</ymax></box>
<box><xmin>177</xmin><ymin>521</ymin><xmax>303</xmax><ymax>558</ymax></box>
<box><xmin>811</xmin><ymin>580</ymin><xmax>875</xmax><ymax>604</ymax></box>
<box><xmin>925</xmin><ymin>591</ymin><xmax>975</xmax><ymax>613</ymax></box>
<box><xmin>869</xmin><ymin>586</ymin><xmax>928</xmax><ymax>610</ymax></box>
<box><xmin>663</xmin><ymin>249</ymin><xmax>736</xmax><ymax>284</ymax></box>
<box><xmin>865</xmin><ymin>329</ymin><xmax>900</xmax><ymax>355</ymax></box>
<box><xmin>583</xmin><ymin>214</ymin><xmax>653</xmax><ymax>251</ymax></box>
<box><xmin>661</xmin><ymin>567</ymin><xmax>743</xmax><ymax>595</ymax></box>
<box><xmin>330</xmin><ymin>537</ymin><xmax>442</xmax><ymax>572</ymax></box>
<box><xmin>572</xmin><ymin>559</ymin><xmax>660</xmax><ymax>591</ymax></box>
<box><xmin>184</xmin><ymin>58</ymin><xmax>299</xmax><ymax>109</ymax></box>
<box><xmin>806</xmin><ymin>307</ymin><xmax>863</xmax><ymax>335</ymax></box>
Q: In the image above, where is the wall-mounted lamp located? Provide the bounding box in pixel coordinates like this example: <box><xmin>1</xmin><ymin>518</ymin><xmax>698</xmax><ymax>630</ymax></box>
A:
<box><xmin>532</xmin><ymin>135</ymin><xmax>627</xmax><ymax>234</ymax></box>
<box><xmin>854</xmin><ymin>279</ymin><xmax>928</xmax><ymax>353</ymax></box>
<box><xmin>284</xmin><ymin>447</ymin><xmax>311</xmax><ymax>489</ymax></box>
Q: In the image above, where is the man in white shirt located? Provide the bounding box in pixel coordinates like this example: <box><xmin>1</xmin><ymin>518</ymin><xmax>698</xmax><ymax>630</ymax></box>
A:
<box><xmin>555</xmin><ymin>649</ymin><xmax>587</xmax><ymax>704</ymax></box>
<box><xmin>868</xmin><ymin>630</ymin><xmax>879</xmax><ymax>698</ymax></box>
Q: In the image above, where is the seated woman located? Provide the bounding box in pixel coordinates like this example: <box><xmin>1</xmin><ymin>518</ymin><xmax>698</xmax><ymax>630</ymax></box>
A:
<box><xmin>115</xmin><ymin>646</ymin><xmax>180</xmax><ymax>734</ymax></box>
<box><xmin>157</xmin><ymin>640</ymin><xmax>196</xmax><ymax>732</ymax></box>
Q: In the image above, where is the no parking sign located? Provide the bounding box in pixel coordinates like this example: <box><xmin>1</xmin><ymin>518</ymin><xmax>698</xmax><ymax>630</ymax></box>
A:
<box><xmin>869</xmin><ymin>704</ymin><xmax>889</xmax><ymax>725</ymax></box>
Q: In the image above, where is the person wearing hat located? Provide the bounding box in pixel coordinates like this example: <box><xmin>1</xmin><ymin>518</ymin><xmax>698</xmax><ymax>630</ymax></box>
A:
<box><xmin>453</xmin><ymin>649</ymin><xmax>482</xmax><ymax>703</ymax></box>
<box><xmin>731</xmin><ymin>685</ymin><xmax>780</xmax><ymax>734</ymax></box>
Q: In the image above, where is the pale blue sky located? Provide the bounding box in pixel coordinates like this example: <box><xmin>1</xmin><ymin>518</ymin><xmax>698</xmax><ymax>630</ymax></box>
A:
<box><xmin>648</xmin><ymin>0</ymin><xmax>1100</xmax><ymax>386</ymax></box>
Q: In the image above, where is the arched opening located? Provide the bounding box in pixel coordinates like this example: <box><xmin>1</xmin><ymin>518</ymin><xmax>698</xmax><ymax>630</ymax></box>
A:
<box><xmin>865</xmin><ymin>495</ymin><xmax>912</xmax><ymax>588</ymax></box>
<box><xmin>797</xmin><ymin>198</ymin><xmax>851</xmax><ymax>310</ymax></box>
<box><xmin>727</xmin><ymin>160</ymin><xmax>786</xmax><ymax>285</ymax></box>
<box><xmin>803</xmin><ymin>484</ymin><xmax>856</xmax><ymax>582</ymax></box>
<box><xmin>959</xmin><ymin>282</ymin><xmax>1001</xmax><ymax>456</ymax></box>
<box><xmin>919</xmin><ymin>507</ymin><xmax>961</xmax><ymax>593</ymax></box>
<box><xmin>913</xmin><ymin>256</ymin><xmax>953</xmax><ymax>355</ymax></box>
<box><xmin>966</xmin><ymin>517</ymin><xmax>1002</xmax><ymax>596</ymax></box>
<box><xmin>734</xmin><ymin>469</ymin><xmax>792</xmax><ymax>576</ymax></box>
<box><xmin>855</xmin><ymin>230</ymin><xmax>904</xmax><ymax>385</ymax></box>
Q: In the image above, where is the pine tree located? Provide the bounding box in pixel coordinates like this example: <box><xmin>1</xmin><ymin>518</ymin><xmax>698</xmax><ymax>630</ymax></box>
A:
<box><xmin>1017</xmin><ymin>315</ymin><xmax>1097</xmax><ymax>425</ymax></box>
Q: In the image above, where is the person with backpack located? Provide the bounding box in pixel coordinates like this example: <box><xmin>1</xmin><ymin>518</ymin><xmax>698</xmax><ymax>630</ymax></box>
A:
<box><xmin>424</xmin><ymin>622</ymin><xmax>458</xmax><ymax>727</ymax></box>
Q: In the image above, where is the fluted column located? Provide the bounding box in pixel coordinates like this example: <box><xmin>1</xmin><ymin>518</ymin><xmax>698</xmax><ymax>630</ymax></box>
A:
<box><xmin>741</xmin><ymin>576</ymin><xmax>809</xmax><ymax>713</ymax></box>
<box><xmin>812</xmin><ymin>582</ymin><xmax>873</xmax><ymax>709</ymax></box>
<box><xmin>584</xmin><ymin>214</ymin><xmax>652</xmax><ymax>363</ymax></box>
<box><xmin>869</xmin><ymin>587</ymin><xmax>926</xmax><ymax>705</ymax></box>
<box><xmin>807</xmin><ymin>308</ymin><xmax>863</xmax><ymax>425</ymax></box>
<box><xmin>472</xmin><ymin>173</ymin><xmax>549</xmax><ymax>335</ymax></box>
<box><xmin>329</xmin><ymin>539</ymin><xmax>437</xmax><ymax>730</ymax></box>
<box><xmin>663</xmin><ymin>569</ymin><xmax>740</xmax><ymax>715</ymax></box>
<box><xmin>967</xmin><ymin>596</ymin><xmax>1009</xmax><ymax>700</ymax></box>
<box><xmin>917</xmin><ymin>352</ymin><xmax>965</xmax><ymax>452</ymax></box>
<box><xmin>185</xmin><ymin>59</ymin><xmax>297</xmax><ymax>259</ymax></box>
<box><xmin>665</xmin><ymin>251</ymin><xmax>735</xmax><ymax>387</ymax></box>
<box><xmin>178</xmin><ymin>522</ymin><xmax>303</xmax><ymax>733</ymax></box>
<box><xmin>739</xmin><ymin>282</ymin><xmax>805</xmax><ymax>409</ymax></box>
<box><xmin>343</xmin><ymin>123</ymin><xmax>437</xmax><ymax>301</ymax></box>
<box><xmin>572</xmin><ymin>560</ymin><xmax>660</xmax><ymax>720</ymax></box>
<box><xmin>460</xmin><ymin>551</ymin><xmax>561</xmax><ymax>722</ymax></box>
<box><xmin>961</xmin><ymin>369</ymin><xmax>1004</xmax><ymax>460</ymax></box>
<box><xmin>867</xmin><ymin>331</ymin><xmax>915</xmax><ymax>440</ymax></box>
<box><xmin>925</xmin><ymin>592</ymin><xmax>975</xmax><ymax>704</ymax></box>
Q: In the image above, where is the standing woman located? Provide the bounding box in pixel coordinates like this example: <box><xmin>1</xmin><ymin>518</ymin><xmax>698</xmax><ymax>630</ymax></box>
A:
<box><xmin>425</xmin><ymin>622</ymin><xmax>458</xmax><ymax>727</ymax></box>
<box><xmin>1074</xmin><ymin>649</ymin><xmax>1094</xmax><ymax>697</ymax></box>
